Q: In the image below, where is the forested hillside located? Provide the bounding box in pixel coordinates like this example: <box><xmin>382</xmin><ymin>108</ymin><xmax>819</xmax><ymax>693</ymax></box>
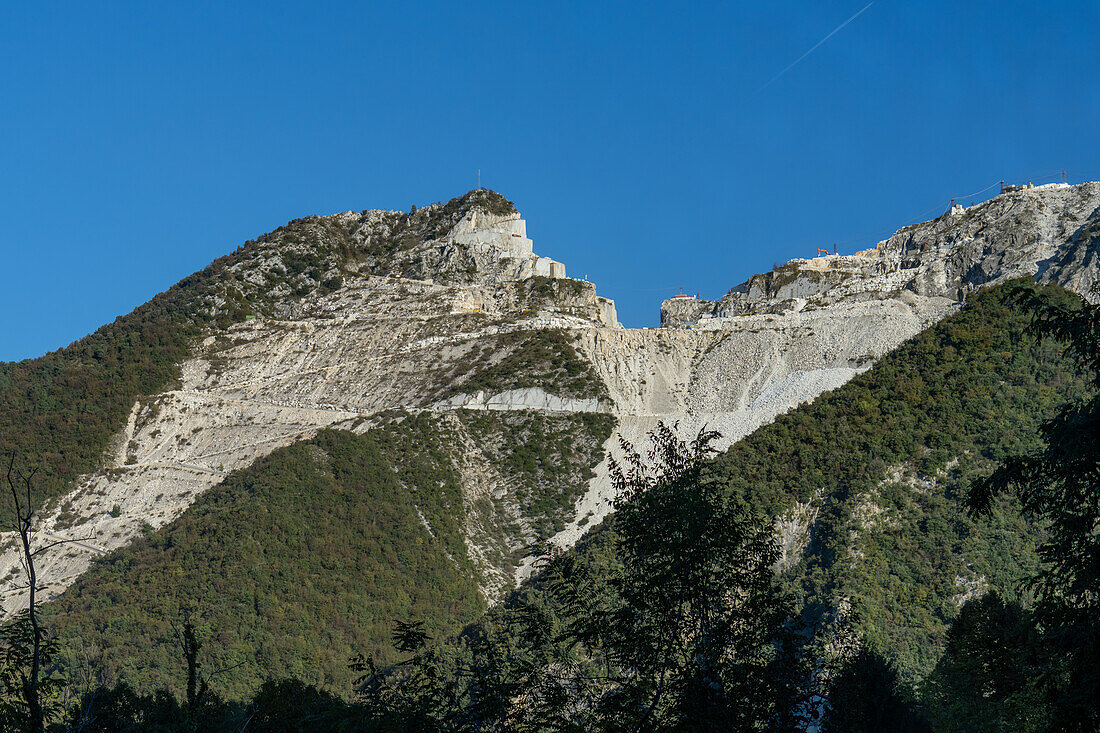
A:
<box><xmin>706</xmin><ymin>280</ymin><xmax>1088</xmax><ymax>678</ymax></box>
<box><xmin>44</xmin><ymin>409</ymin><xmax>613</xmax><ymax>699</ymax></box>
<box><xmin>263</xmin><ymin>279</ymin><xmax>1091</xmax><ymax>731</ymax></box>
<box><xmin>1</xmin><ymin>178</ymin><xmax>1096</xmax><ymax>729</ymax></box>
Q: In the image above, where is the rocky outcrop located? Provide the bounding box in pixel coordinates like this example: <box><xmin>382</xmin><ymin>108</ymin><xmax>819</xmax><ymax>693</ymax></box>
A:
<box><xmin>450</xmin><ymin>210</ymin><xmax>568</xmax><ymax>280</ymax></box>
<box><xmin>524</xmin><ymin>294</ymin><xmax>953</xmax><ymax>570</ymax></box>
<box><xmin>529</xmin><ymin>183</ymin><xmax>1100</xmax><ymax>567</ymax></box>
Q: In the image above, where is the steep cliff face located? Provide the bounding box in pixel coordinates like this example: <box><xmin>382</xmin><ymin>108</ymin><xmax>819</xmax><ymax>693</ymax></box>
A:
<box><xmin>4</xmin><ymin>183</ymin><xmax>1098</xmax><ymax>617</ymax></box>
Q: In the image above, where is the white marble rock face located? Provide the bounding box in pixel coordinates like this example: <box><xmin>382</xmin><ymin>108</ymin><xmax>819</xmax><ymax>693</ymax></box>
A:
<box><xmin>452</xmin><ymin>211</ymin><xmax>534</xmax><ymax>256</ymax></box>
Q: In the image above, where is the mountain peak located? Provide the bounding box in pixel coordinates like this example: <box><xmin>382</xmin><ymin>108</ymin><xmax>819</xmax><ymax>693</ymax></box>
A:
<box><xmin>446</xmin><ymin>188</ymin><xmax>518</xmax><ymax>217</ymax></box>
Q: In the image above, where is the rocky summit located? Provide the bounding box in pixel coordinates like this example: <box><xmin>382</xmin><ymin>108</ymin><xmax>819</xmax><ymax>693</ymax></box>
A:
<box><xmin>3</xmin><ymin>183</ymin><xmax>1098</xmax><ymax>616</ymax></box>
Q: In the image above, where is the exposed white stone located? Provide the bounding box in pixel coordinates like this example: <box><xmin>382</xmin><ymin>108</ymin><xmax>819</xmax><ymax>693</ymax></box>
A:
<box><xmin>452</xmin><ymin>210</ymin><xmax>533</xmax><ymax>255</ymax></box>
<box><xmin>433</xmin><ymin>388</ymin><xmax>606</xmax><ymax>413</ymax></box>
<box><xmin>448</xmin><ymin>209</ymin><xmax>567</xmax><ymax>280</ymax></box>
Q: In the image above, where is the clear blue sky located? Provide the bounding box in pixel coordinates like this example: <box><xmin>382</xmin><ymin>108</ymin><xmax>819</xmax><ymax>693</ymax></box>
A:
<box><xmin>3</xmin><ymin>1</ymin><xmax>1098</xmax><ymax>360</ymax></box>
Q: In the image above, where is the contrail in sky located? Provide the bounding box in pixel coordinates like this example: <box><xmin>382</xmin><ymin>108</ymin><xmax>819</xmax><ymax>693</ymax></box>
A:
<box><xmin>758</xmin><ymin>2</ymin><xmax>875</xmax><ymax>92</ymax></box>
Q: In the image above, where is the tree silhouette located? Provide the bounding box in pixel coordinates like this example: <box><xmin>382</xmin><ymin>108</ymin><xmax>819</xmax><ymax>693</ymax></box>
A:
<box><xmin>2</xmin><ymin>454</ymin><xmax>92</xmax><ymax>732</ymax></box>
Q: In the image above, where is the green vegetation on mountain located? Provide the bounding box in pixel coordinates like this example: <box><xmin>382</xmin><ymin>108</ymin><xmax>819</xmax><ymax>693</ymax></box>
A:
<box><xmin>25</xmin><ymin>279</ymin><xmax>1085</xmax><ymax>712</ymax></box>
<box><xmin>332</xmin><ymin>279</ymin><xmax>1089</xmax><ymax>729</ymax></box>
<box><xmin>0</xmin><ymin>263</ymin><xmax>231</xmax><ymax>512</ymax></box>
<box><xmin>1</xmin><ymin>277</ymin><xmax>1094</xmax><ymax>730</ymax></box>
<box><xmin>513</xmin><ymin>276</ymin><xmax>589</xmax><ymax>301</ymax></box>
<box><xmin>922</xmin><ymin>283</ymin><xmax>1100</xmax><ymax>731</ymax></box>
<box><xmin>705</xmin><ymin>279</ymin><xmax>1089</xmax><ymax>679</ymax></box>
<box><xmin>47</xmin><ymin>418</ymin><xmax>482</xmax><ymax>700</ymax></box>
<box><xmin>448</xmin><ymin>329</ymin><xmax>609</xmax><ymax>402</ymax></box>
<box><xmin>349</xmin><ymin>426</ymin><xmax>816</xmax><ymax>731</ymax></box>
<box><xmin>455</xmin><ymin>410</ymin><xmax>614</xmax><ymax>538</ymax></box>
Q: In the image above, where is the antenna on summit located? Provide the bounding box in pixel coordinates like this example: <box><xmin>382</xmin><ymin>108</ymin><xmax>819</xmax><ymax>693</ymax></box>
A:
<box><xmin>477</xmin><ymin>169</ymin><xmax>482</xmax><ymax>190</ymax></box>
